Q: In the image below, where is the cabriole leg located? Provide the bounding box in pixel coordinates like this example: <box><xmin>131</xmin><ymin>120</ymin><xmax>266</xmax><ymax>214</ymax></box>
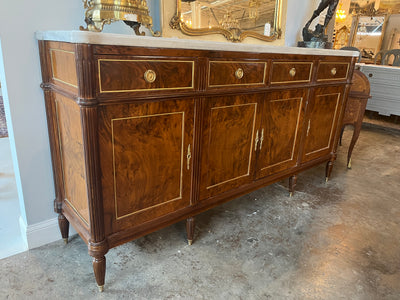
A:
<box><xmin>186</xmin><ymin>217</ymin><xmax>195</xmax><ymax>246</ymax></box>
<box><xmin>58</xmin><ymin>214</ymin><xmax>69</xmax><ymax>244</ymax></box>
<box><xmin>347</xmin><ymin>123</ymin><xmax>362</xmax><ymax>169</ymax></box>
<box><xmin>289</xmin><ymin>175</ymin><xmax>297</xmax><ymax>197</ymax></box>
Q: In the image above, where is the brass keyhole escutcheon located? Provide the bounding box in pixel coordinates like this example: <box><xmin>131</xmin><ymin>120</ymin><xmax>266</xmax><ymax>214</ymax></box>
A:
<box><xmin>235</xmin><ymin>68</ymin><xmax>244</xmax><ymax>79</ymax></box>
<box><xmin>331</xmin><ymin>68</ymin><xmax>337</xmax><ymax>76</ymax></box>
<box><xmin>289</xmin><ymin>68</ymin><xmax>296</xmax><ymax>77</ymax></box>
<box><xmin>144</xmin><ymin>69</ymin><xmax>156</xmax><ymax>83</ymax></box>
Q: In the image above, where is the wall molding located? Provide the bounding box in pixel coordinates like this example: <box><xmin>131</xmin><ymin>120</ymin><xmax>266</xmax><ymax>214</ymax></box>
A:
<box><xmin>26</xmin><ymin>217</ymin><xmax>76</xmax><ymax>249</ymax></box>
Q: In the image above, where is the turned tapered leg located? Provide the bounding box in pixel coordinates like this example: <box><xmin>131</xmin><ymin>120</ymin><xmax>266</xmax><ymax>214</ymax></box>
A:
<box><xmin>186</xmin><ymin>217</ymin><xmax>195</xmax><ymax>246</ymax></box>
<box><xmin>289</xmin><ymin>175</ymin><xmax>297</xmax><ymax>197</ymax></box>
<box><xmin>325</xmin><ymin>160</ymin><xmax>334</xmax><ymax>182</ymax></box>
<box><xmin>58</xmin><ymin>214</ymin><xmax>69</xmax><ymax>244</ymax></box>
<box><xmin>93</xmin><ymin>256</ymin><xmax>106</xmax><ymax>292</ymax></box>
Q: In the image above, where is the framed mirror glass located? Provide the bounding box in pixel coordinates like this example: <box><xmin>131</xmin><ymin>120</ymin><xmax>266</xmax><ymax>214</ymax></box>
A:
<box><xmin>170</xmin><ymin>0</ymin><xmax>283</xmax><ymax>42</ymax></box>
<box><xmin>351</xmin><ymin>15</ymin><xmax>387</xmax><ymax>59</ymax></box>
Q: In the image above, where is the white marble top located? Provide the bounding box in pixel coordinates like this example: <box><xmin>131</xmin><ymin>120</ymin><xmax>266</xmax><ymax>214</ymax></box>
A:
<box><xmin>36</xmin><ymin>31</ymin><xmax>359</xmax><ymax>58</ymax></box>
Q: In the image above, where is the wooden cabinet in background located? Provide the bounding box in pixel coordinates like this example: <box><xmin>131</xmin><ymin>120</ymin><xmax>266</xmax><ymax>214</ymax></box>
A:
<box><xmin>37</xmin><ymin>34</ymin><xmax>357</xmax><ymax>291</ymax></box>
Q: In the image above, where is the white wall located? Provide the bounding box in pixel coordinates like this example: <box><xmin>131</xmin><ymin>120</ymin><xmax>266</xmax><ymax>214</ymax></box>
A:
<box><xmin>0</xmin><ymin>1</ymin><xmax>139</xmax><ymax>248</ymax></box>
<box><xmin>285</xmin><ymin>0</ymin><xmax>321</xmax><ymax>46</ymax></box>
<box><xmin>0</xmin><ymin>0</ymin><xmax>316</xmax><ymax>249</ymax></box>
<box><xmin>0</xmin><ymin>1</ymin><xmax>84</xmax><ymax>232</ymax></box>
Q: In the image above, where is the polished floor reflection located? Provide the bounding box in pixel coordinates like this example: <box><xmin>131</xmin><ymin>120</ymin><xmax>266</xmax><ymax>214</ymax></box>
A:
<box><xmin>0</xmin><ymin>122</ymin><xmax>399</xmax><ymax>299</ymax></box>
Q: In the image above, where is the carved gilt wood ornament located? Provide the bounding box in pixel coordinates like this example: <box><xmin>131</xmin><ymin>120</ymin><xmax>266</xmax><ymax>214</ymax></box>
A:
<box><xmin>170</xmin><ymin>0</ymin><xmax>283</xmax><ymax>42</ymax></box>
<box><xmin>80</xmin><ymin>0</ymin><xmax>160</xmax><ymax>36</ymax></box>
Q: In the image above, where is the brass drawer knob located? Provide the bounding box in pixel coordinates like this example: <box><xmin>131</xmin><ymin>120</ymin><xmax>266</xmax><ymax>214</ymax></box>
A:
<box><xmin>235</xmin><ymin>68</ymin><xmax>244</xmax><ymax>79</ymax></box>
<box><xmin>331</xmin><ymin>67</ymin><xmax>337</xmax><ymax>76</ymax></box>
<box><xmin>289</xmin><ymin>68</ymin><xmax>296</xmax><ymax>77</ymax></box>
<box><xmin>144</xmin><ymin>69</ymin><xmax>157</xmax><ymax>83</ymax></box>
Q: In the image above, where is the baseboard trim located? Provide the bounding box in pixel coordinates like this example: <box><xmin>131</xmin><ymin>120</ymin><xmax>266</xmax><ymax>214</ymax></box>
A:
<box><xmin>26</xmin><ymin>217</ymin><xmax>77</xmax><ymax>249</ymax></box>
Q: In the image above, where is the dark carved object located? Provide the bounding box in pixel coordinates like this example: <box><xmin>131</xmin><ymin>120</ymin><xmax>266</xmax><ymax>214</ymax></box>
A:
<box><xmin>299</xmin><ymin>0</ymin><xmax>339</xmax><ymax>48</ymax></box>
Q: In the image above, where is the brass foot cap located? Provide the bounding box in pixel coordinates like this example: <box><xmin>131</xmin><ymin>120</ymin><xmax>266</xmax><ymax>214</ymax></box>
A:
<box><xmin>63</xmin><ymin>238</ymin><xmax>68</xmax><ymax>244</ymax></box>
<box><xmin>188</xmin><ymin>240</ymin><xmax>193</xmax><ymax>246</ymax></box>
<box><xmin>347</xmin><ymin>159</ymin><xmax>352</xmax><ymax>169</ymax></box>
<box><xmin>325</xmin><ymin>177</ymin><xmax>329</xmax><ymax>183</ymax></box>
<box><xmin>289</xmin><ymin>192</ymin><xmax>293</xmax><ymax>198</ymax></box>
<box><xmin>98</xmin><ymin>285</ymin><xmax>104</xmax><ymax>293</ymax></box>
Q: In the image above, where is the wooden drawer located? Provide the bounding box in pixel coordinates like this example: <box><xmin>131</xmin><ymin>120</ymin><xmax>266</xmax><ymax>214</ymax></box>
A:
<box><xmin>98</xmin><ymin>59</ymin><xmax>195</xmax><ymax>93</ymax></box>
<box><xmin>270</xmin><ymin>62</ymin><xmax>313</xmax><ymax>85</ymax></box>
<box><xmin>317</xmin><ymin>62</ymin><xmax>350</xmax><ymax>82</ymax></box>
<box><xmin>208</xmin><ymin>61</ymin><xmax>267</xmax><ymax>88</ymax></box>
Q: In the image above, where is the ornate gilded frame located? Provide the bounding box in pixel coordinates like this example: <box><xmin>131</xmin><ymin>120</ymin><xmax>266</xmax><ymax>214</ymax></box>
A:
<box><xmin>170</xmin><ymin>0</ymin><xmax>283</xmax><ymax>42</ymax></box>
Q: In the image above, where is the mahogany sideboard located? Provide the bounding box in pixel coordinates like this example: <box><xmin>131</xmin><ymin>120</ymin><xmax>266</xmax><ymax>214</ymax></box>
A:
<box><xmin>37</xmin><ymin>31</ymin><xmax>358</xmax><ymax>291</ymax></box>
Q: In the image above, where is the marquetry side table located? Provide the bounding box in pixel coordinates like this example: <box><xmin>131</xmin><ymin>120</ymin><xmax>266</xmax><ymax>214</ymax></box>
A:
<box><xmin>340</xmin><ymin>69</ymin><xmax>370</xmax><ymax>168</ymax></box>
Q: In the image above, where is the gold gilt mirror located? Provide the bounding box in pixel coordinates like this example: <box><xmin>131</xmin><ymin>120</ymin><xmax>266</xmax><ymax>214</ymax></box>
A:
<box><xmin>170</xmin><ymin>0</ymin><xmax>283</xmax><ymax>42</ymax></box>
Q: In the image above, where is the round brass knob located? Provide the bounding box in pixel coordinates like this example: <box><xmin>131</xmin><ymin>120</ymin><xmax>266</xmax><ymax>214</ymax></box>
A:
<box><xmin>289</xmin><ymin>68</ymin><xmax>296</xmax><ymax>77</ymax></box>
<box><xmin>235</xmin><ymin>68</ymin><xmax>244</xmax><ymax>79</ymax></box>
<box><xmin>144</xmin><ymin>69</ymin><xmax>156</xmax><ymax>83</ymax></box>
<box><xmin>331</xmin><ymin>68</ymin><xmax>337</xmax><ymax>76</ymax></box>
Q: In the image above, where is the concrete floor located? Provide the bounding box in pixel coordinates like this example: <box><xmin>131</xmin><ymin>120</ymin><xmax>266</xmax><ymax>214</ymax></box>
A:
<box><xmin>1</xmin><ymin>123</ymin><xmax>400</xmax><ymax>299</ymax></box>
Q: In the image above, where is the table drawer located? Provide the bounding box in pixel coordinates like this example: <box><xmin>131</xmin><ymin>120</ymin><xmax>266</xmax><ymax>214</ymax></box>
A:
<box><xmin>98</xmin><ymin>59</ymin><xmax>195</xmax><ymax>93</ymax></box>
<box><xmin>317</xmin><ymin>62</ymin><xmax>349</xmax><ymax>82</ymax></box>
<box><xmin>208</xmin><ymin>61</ymin><xmax>267</xmax><ymax>88</ymax></box>
<box><xmin>270</xmin><ymin>62</ymin><xmax>313</xmax><ymax>84</ymax></box>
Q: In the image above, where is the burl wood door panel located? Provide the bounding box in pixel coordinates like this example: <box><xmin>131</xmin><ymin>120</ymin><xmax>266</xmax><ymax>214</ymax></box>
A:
<box><xmin>255</xmin><ymin>89</ymin><xmax>307</xmax><ymax>179</ymax></box>
<box><xmin>99</xmin><ymin>99</ymin><xmax>194</xmax><ymax>233</ymax></box>
<box><xmin>54</xmin><ymin>93</ymin><xmax>90</xmax><ymax>226</ymax></box>
<box><xmin>302</xmin><ymin>86</ymin><xmax>344</xmax><ymax>163</ymax></box>
<box><xmin>199</xmin><ymin>94</ymin><xmax>262</xmax><ymax>200</ymax></box>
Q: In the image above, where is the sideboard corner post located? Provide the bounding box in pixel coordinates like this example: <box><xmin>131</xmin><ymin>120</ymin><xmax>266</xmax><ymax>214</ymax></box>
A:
<box><xmin>39</xmin><ymin>39</ymin><xmax>67</xmax><ymax>242</ymax></box>
<box><xmin>81</xmin><ymin>103</ymin><xmax>109</xmax><ymax>290</ymax></box>
<box><xmin>76</xmin><ymin>43</ymin><xmax>109</xmax><ymax>291</ymax></box>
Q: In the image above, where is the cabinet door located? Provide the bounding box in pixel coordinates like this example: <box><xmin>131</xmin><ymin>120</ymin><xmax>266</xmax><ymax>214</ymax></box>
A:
<box><xmin>199</xmin><ymin>94</ymin><xmax>262</xmax><ymax>200</ymax></box>
<box><xmin>255</xmin><ymin>89</ymin><xmax>307</xmax><ymax>179</ymax></box>
<box><xmin>301</xmin><ymin>86</ymin><xmax>345</xmax><ymax>163</ymax></box>
<box><xmin>99</xmin><ymin>99</ymin><xmax>195</xmax><ymax>233</ymax></box>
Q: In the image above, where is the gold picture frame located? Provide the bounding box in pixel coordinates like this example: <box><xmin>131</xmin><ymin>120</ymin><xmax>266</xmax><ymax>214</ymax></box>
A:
<box><xmin>170</xmin><ymin>0</ymin><xmax>283</xmax><ymax>43</ymax></box>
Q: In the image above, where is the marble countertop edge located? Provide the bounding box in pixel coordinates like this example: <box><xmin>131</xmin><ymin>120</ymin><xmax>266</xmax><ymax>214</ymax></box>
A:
<box><xmin>35</xmin><ymin>30</ymin><xmax>359</xmax><ymax>58</ymax></box>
